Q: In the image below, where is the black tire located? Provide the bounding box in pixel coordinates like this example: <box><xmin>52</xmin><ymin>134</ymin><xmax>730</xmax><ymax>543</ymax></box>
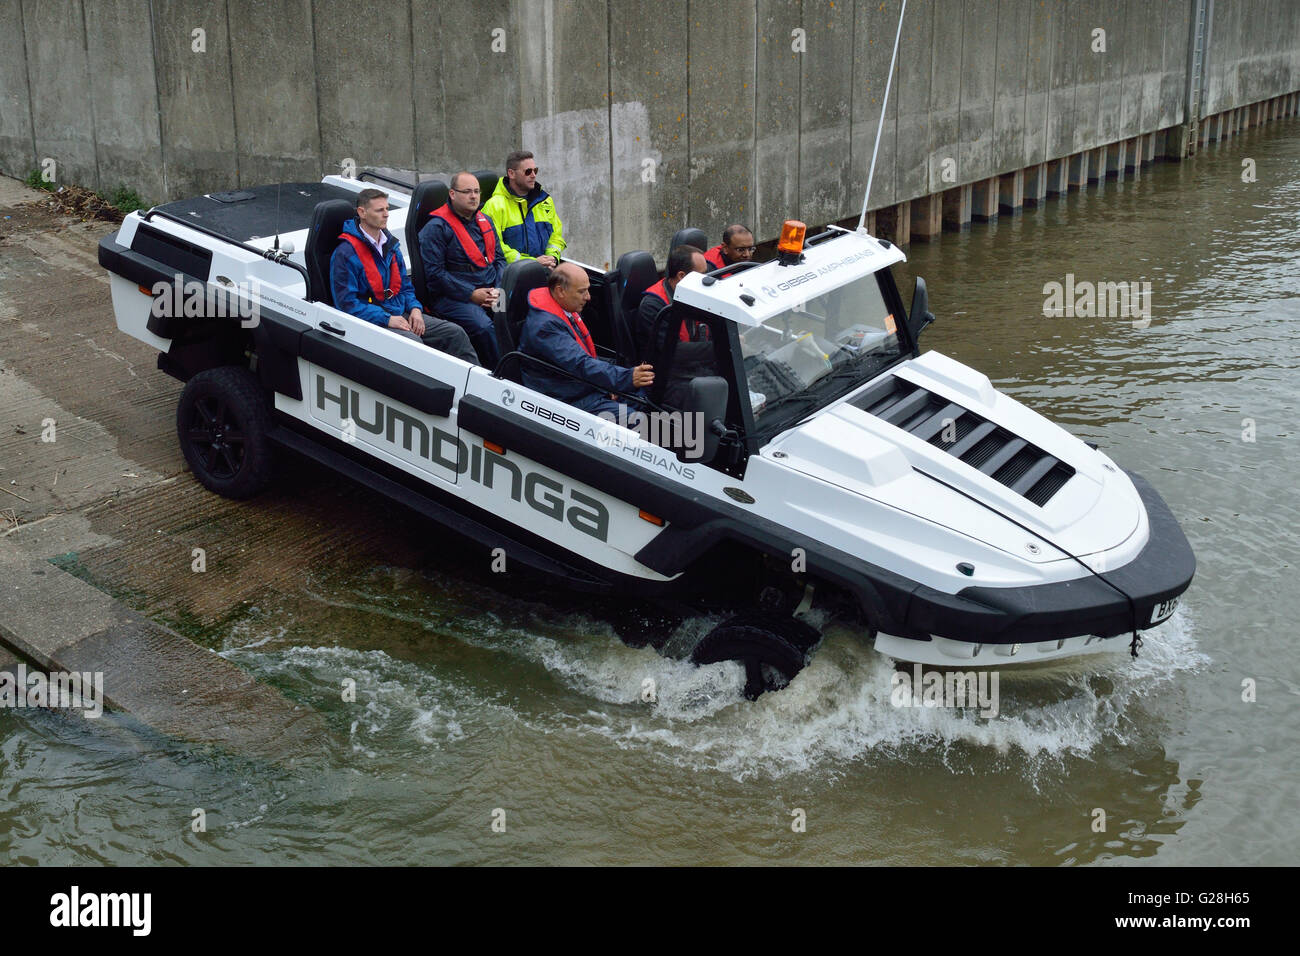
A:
<box><xmin>176</xmin><ymin>365</ymin><xmax>274</xmax><ymax>499</ymax></box>
<box><xmin>712</xmin><ymin>608</ymin><xmax>822</xmax><ymax>655</ymax></box>
<box><xmin>690</xmin><ymin>621</ymin><xmax>811</xmax><ymax>701</ymax></box>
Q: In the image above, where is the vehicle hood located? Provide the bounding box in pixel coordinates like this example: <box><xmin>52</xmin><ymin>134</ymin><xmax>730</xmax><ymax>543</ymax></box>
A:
<box><xmin>763</xmin><ymin>351</ymin><xmax>1144</xmax><ymax>563</ymax></box>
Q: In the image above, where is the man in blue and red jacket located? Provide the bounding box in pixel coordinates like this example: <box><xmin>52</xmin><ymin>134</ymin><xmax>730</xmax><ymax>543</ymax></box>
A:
<box><xmin>520</xmin><ymin>263</ymin><xmax>654</xmax><ymax>418</ymax></box>
<box><xmin>635</xmin><ymin>245</ymin><xmax>714</xmax><ymax>407</ymax></box>
<box><xmin>329</xmin><ymin>188</ymin><xmax>478</xmax><ymax>364</ymax></box>
<box><xmin>417</xmin><ymin>172</ymin><xmax>506</xmax><ymax>368</ymax></box>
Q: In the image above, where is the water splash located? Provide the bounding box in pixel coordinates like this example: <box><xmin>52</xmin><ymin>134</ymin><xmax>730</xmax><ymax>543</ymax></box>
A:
<box><xmin>225</xmin><ymin>581</ymin><xmax>1207</xmax><ymax>784</ymax></box>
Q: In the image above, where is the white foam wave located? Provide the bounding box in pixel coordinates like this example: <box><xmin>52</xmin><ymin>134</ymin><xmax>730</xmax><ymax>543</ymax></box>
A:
<box><xmin>230</xmin><ymin>645</ymin><xmax>481</xmax><ymax>755</ymax></box>
<box><xmin>528</xmin><ymin>607</ymin><xmax>1207</xmax><ymax>781</ymax></box>
<box><xmin>224</xmin><ymin>588</ymin><xmax>1207</xmax><ymax>783</ymax></box>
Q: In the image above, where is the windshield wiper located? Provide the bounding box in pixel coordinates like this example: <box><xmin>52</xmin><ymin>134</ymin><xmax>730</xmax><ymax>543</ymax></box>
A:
<box><xmin>756</xmin><ymin>392</ymin><xmax>822</xmax><ymax>420</ymax></box>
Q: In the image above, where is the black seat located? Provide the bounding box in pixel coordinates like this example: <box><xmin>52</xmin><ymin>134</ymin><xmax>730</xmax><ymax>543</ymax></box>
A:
<box><xmin>304</xmin><ymin>199</ymin><xmax>359</xmax><ymax>305</ymax></box>
<box><xmin>616</xmin><ymin>250</ymin><xmax>659</xmax><ymax>362</ymax></box>
<box><xmin>404</xmin><ymin>179</ymin><xmax>449</xmax><ymax>311</ymax></box>
<box><xmin>674</xmin><ymin>376</ymin><xmax>729</xmax><ymax>464</ymax></box>
<box><xmin>670</xmin><ymin>227</ymin><xmax>709</xmax><ymax>257</ymax></box>
<box><xmin>473</xmin><ymin>169</ymin><xmax>499</xmax><ymax>209</ymax></box>
<box><xmin>496</xmin><ymin>259</ymin><xmax>550</xmax><ymax>378</ymax></box>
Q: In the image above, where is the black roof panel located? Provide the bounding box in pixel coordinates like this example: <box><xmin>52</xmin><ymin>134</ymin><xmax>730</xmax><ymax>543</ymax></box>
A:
<box><xmin>153</xmin><ymin>182</ymin><xmax>363</xmax><ymax>242</ymax></box>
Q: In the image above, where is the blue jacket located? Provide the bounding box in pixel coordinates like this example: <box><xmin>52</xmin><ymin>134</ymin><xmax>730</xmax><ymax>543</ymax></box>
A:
<box><xmin>329</xmin><ymin>219</ymin><xmax>420</xmax><ymax>326</ymax></box>
<box><xmin>519</xmin><ymin>298</ymin><xmax>638</xmax><ymax>412</ymax></box>
<box><xmin>417</xmin><ymin>208</ymin><xmax>506</xmax><ymax>303</ymax></box>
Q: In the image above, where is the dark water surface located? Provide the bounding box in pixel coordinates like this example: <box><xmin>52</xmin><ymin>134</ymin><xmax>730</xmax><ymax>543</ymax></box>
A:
<box><xmin>3</xmin><ymin>120</ymin><xmax>1298</xmax><ymax>865</ymax></box>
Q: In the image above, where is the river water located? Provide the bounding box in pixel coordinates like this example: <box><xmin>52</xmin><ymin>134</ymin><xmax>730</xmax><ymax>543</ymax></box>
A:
<box><xmin>3</xmin><ymin>119</ymin><xmax>1298</xmax><ymax>866</ymax></box>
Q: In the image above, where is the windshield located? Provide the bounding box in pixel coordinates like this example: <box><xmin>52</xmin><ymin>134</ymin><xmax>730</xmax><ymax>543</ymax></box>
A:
<box><xmin>739</xmin><ymin>269</ymin><xmax>904</xmax><ymax>432</ymax></box>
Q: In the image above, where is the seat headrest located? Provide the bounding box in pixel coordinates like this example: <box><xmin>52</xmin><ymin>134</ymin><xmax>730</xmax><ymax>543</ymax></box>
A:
<box><xmin>504</xmin><ymin>259</ymin><xmax>551</xmax><ymax>330</ymax></box>
<box><xmin>405</xmin><ymin>180</ymin><xmax>449</xmax><ymax>310</ymax></box>
<box><xmin>410</xmin><ymin>179</ymin><xmax>449</xmax><ymax>223</ymax></box>
<box><xmin>305</xmin><ymin>199</ymin><xmax>362</xmax><ymax>304</ymax></box>
<box><xmin>670</xmin><ymin>227</ymin><xmax>709</xmax><ymax>255</ymax></box>
<box><xmin>473</xmin><ymin>169</ymin><xmax>499</xmax><ymax>209</ymax></box>
<box><xmin>616</xmin><ymin>250</ymin><xmax>659</xmax><ymax>315</ymax></box>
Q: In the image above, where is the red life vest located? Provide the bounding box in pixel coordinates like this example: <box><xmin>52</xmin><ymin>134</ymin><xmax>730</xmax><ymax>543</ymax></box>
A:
<box><xmin>644</xmin><ymin>279</ymin><xmax>708</xmax><ymax>342</ymax></box>
<box><xmin>528</xmin><ymin>287</ymin><xmax>595</xmax><ymax>357</ymax></box>
<box><xmin>338</xmin><ymin>232</ymin><xmax>401</xmax><ymax>302</ymax></box>
<box><xmin>704</xmin><ymin>245</ymin><xmax>727</xmax><ymax>270</ymax></box>
<box><xmin>431</xmin><ymin>204</ymin><xmax>497</xmax><ymax>268</ymax></box>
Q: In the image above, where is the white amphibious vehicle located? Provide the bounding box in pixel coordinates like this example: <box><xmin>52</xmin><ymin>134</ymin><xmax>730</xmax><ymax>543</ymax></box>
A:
<box><xmin>99</xmin><ymin>173</ymin><xmax>1195</xmax><ymax>699</ymax></box>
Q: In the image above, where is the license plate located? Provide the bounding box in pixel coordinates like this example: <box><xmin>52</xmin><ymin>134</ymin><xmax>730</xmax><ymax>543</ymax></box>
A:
<box><xmin>1150</xmin><ymin>597</ymin><xmax>1179</xmax><ymax>625</ymax></box>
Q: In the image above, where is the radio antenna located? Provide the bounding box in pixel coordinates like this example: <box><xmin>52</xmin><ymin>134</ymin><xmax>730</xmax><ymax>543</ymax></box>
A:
<box><xmin>858</xmin><ymin>0</ymin><xmax>908</xmax><ymax>232</ymax></box>
<box><xmin>270</xmin><ymin>180</ymin><xmax>280</xmax><ymax>252</ymax></box>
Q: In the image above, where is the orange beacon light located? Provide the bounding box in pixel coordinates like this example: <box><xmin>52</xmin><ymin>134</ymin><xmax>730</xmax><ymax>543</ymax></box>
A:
<box><xmin>777</xmin><ymin>220</ymin><xmax>806</xmax><ymax>265</ymax></box>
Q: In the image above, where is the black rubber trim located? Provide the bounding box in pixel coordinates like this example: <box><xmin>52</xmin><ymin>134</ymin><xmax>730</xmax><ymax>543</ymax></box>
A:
<box><xmin>636</xmin><ymin>469</ymin><xmax>1193</xmax><ymax>645</ymax></box>
<box><xmin>259</xmin><ymin>309</ymin><xmax>310</xmax><ymax>352</ymax></box>
<box><xmin>299</xmin><ymin>329</ymin><xmax>456</xmax><ymax>417</ymax></box>
<box><xmin>458</xmin><ymin>394</ymin><xmax>722</xmax><ymax>527</ymax></box>
<box><xmin>99</xmin><ymin>231</ymin><xmax>201</xmax><ymax>339</ymax></box>
<box><xmin>252</xmin><ymin>310</ymin><xmax>309</xmax><ymax>401</ymax></box>
<box><xmin>297</xmin><ymin>392</ymin><xmax>1191</xmax><ymax>647</ymax></box>
<box><xmin>457</xmin><ymin>394</ymin><xmax>908</xmax><ymax>633</ymax></box>
<box><xmin>101</xmin><ymin>231</ymin><xmax>308</xmax><ymax>401</ymax></box>
<box><xmin>101</xmin><ymin>228</ymin><xmax>253</xmax><ymax>340</ymax></box>
<box><xmin>267</xmin><ymin>420</ymin><xmax>618</xmax><ymax>592</ymax></box>
<box><xmin>930</xmin><ymin>470</ymin><xmax>1196</xmax><ymax>643</ymax></box>
<box><xmin>636</xmin><ymin>514</ymin><xmax>917</xmax><ymax>636</ymax></box>
<box><xmin>131</xmin><ymin>222</ymin><xmax>213</xmax><ymax>281</ymax></box>
<box><xmin>294</xmin><ymin>299</ymin><xmax>1190</xmax><ymax>647</ymax></box>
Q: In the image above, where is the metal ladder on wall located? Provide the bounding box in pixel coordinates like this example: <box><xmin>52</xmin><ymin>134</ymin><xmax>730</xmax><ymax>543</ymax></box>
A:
<box><xmin>1187</xmin><ymin>0</ymin><xmax>1212</xmax><ymax>123</ymax></box>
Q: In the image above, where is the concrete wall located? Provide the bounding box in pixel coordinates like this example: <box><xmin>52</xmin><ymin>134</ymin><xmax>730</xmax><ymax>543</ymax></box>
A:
<box><xmin>3</xmin><ymin>0</ymin><xmax>1299</xmax><ymax>266</ymax></box>
<box><xmin>1202</xmin><ymin>0</ymin><xmax>1300</xmax><ymax>115</ymax></box>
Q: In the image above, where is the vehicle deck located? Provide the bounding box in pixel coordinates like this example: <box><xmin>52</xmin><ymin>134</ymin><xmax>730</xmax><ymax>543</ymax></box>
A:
<box><xmin>153</xmin><ymin>181</ymin><xmax>362</xmax><ymax>242</ymax></box>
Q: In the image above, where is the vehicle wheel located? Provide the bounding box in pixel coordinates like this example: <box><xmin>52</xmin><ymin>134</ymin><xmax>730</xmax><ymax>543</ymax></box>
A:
<box><xmin>690</xmin><ymin>614</ymin><xmax>817</xmax><ymax>700</ymax></box>
<box><xmin>713</xmin><ymin>609</ymin><xmax>822</xmax><ymax>654</ymax></box>
<box><xmin>176</xmin><ymin>365</ymin><xmax>274</xmax><ymax>499</ymax></box>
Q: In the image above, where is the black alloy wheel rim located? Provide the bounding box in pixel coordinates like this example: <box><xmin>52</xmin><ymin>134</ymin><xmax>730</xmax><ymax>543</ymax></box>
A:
<box><xmin>188</xmin><ymin>395</ymin><xmax>246</xmax><ymax>479</ymax></box>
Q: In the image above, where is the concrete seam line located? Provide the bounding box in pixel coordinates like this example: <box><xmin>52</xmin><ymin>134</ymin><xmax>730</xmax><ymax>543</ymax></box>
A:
<box><xmin>80</xmin><ymin>0</ymin><xmax>103</xmax><ymax>194</ymax></box>
<box><xmin>18</xmin><ymin>0</ymin><xmax>38</xmax><ymax>173</ymax></box>
<box><xmin>605</xmin><ymin>0</ymin><xmax>614</xmax><ymax>260</ymax></box>
<box><xmin>146</xmin><ymin>0</ymin><xmax>169</xmax><ymax>199</ymax></box>
<box><xmin>309</xmin><ymin>0</ymin><xmax>326</xmax><ymax>179</ymax></box>
<box><xmin>408</xmin><ymin>0</ymin><xmax>418</xmax><ymax>176</ymax></box>
<box><xmin>751</xmin><ymin>0</ymin><xmax>758</xmax><ymax>230</ymax></box>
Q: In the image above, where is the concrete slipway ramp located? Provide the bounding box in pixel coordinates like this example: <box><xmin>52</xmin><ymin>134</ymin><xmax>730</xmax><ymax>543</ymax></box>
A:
<box><xmin>0</xmin><ymin>175</ymin><xmax>328</xmax><ymax>762</ymax></box>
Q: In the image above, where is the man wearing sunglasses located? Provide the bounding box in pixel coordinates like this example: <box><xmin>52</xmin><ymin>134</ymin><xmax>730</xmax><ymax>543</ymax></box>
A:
<box><xmin>481</xmin><ymin>150</ymin><xmax>566</xmax><ymax>268</ymax></box>
<box><xmin>703</xmin><ymin>224</ymin><xmax>757</xmax><ymax>270</ymax></box>
<box><xmin>418</xmin><ymin>171</ymin><xmax>506</xmax><ymax>367</ymax></box>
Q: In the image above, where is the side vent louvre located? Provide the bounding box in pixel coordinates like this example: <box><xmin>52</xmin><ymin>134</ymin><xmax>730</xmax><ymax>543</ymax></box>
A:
<box><xmin>851</xmin><ymin>378</ymin><xmax>1075</xmax><ymax>506</ymax></box>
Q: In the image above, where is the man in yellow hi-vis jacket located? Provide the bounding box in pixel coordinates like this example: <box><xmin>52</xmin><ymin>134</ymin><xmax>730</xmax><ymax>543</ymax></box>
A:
<box><xmin>482</xmin><ymin>150</ymin><xmax>566</xmax><ymax>267</ymax></box>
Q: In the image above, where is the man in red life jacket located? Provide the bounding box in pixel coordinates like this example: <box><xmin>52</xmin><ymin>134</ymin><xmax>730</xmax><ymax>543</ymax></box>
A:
<box><xmin>417</xmin><ymin>171</ymin><xmax>507</xmax><ymax>368</ymax></box>
<box><xmin>703</xmin><ymin>224</ymin><xmax>757</xmax><ymax>270</ymax></box>
<box><xmin>519</xmin><ymin>262</ymin><xmax>654</xmax><ymax>418</ymax></box>
<box><xmin>329</xmin><ymin>188</ymin><xmax>479</xmax><ymax>364</ymax></box>
<box><xmin>635</xmin><ymin>245</ymin><xmax>714</xmax><ymax>407</ymax></box>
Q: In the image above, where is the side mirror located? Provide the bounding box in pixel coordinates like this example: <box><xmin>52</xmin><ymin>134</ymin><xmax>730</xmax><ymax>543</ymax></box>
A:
<box><xmin>907</xmin><ymin>276</ymin><xmax>936</xmax><ymax>344</ymax></box>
